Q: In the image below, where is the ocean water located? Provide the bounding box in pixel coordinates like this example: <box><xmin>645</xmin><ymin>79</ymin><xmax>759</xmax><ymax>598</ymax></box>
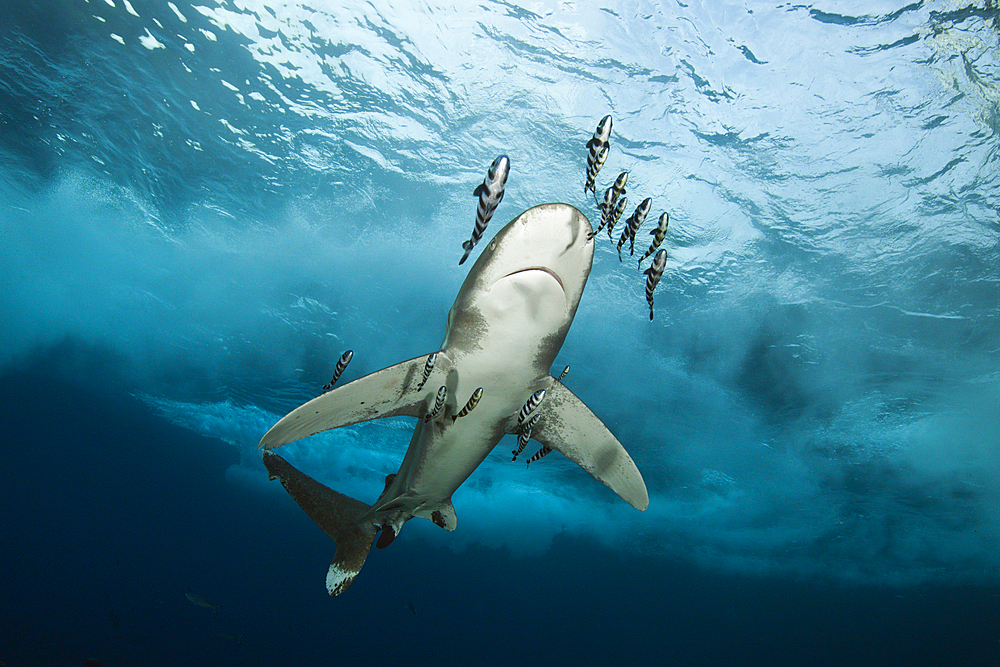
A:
<box><xmin>2</xmin><ymin>0</ymin><xmax>999</xmax><ymax>665</ymax></box>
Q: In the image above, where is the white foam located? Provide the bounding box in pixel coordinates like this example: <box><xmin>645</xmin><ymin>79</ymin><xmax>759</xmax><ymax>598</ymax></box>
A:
<box><xmin>139</xmin><ymin>29</ymin><xmax>164</xmax><ymax>50</ymax></box>
<box><xmin>167</xmin><ymin>1</ymin><xmax>186</xmax><ymax>22</ymax></box>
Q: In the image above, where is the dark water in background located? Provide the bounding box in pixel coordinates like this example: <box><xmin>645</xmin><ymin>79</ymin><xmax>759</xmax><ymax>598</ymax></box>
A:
<box><xmin>3</xmin><ymin>0</ymin><xmax>1000</xmax><ymax>664</ymax></box>
<box><xmin>3</xmin><ymin>342</ymin><xmax>998</xmax><ymax>666</ymax></box>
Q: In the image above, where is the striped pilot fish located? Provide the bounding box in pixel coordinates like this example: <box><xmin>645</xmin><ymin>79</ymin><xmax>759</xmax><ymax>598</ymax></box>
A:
<box><xmin>609</xmin><ymin>170</ymin><xmax>628</xmax><ymax>204</ymax></box>
<box><xmin>525</xmin><ymin>445</ymin><xmax>552</xmax><ymax>466</ymax></box>
<box><xmin>460</xmin><ymin>155</ymin><xmax>510</xmax><ymax>266</ymax></box>
<box><xmin>584</xmin><ymin>146</ymin><xmax>608</xmax><ymax>198</ymax></box>
<box><xmin>627</xmin><ymin>198</ymin><xmax>653</xmax><ymax>256</ymax></box>
<box><xmin>511</xmin><ymin>413</ymin><xmax>541</xmax><ymax>461</ymax></box>
<box><xmin>452</xmin><ymin>387</ymin><xmax>484</xmax><ymax>422</ymax></box>
<box><xmin>589</xmin><ymin>187</ymin><xmax>616</xmax><ymax>239</ymax></box>
<box><xmin>424</xmin><ymin>385</ymin><xmax>448</xmax><ymax>422</ymax></box>
<box><xmin>643</xmin><ymin>248</ymin><xmax>668</xmax><ymax>321</ymax></box>
<box><xmin>322</xmin><ymin>350</ymin><xmax>354</xmax><ymax>393</ymax></box>
<box><xmin>584</xmin><ymin>115</ymin><xmax>613</xmax><ymax>195</ymax></box>
<box><xmin>618</xmin><ymin>197</ymin><xmax>652</xmax><ymax>261</ymax></box>
<box><xmin>415</xmin><ymin>352</ymin><xmax>436</xmax><ymax>391</ymax></box>
<box><xmin>605</xmin><ymin>171</ymin><xmax>629</xmax><ymax>239</ymax></box>
<box><xmin>598</xmin><ymin>187</ymin><xmax>617</xmax><ymax>233</ymax></box>
<box><xmin>605</xmin><ymin>195</ymin><xmax>629</xmax><ymax>242</ymax></box>
<box><xmin>516</xmin><ymin>389</ymin><xmax>545</xmax><ymax>427</ymax></box>
<box><xmin>638</xmin><ymin>212</ymin><xmax>670</xmax><ymax>267</ymax></box>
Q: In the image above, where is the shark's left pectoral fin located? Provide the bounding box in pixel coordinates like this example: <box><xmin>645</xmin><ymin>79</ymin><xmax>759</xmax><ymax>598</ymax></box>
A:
<box><xmin>260</xmin><ymin>353</ymin><xmax>450</xmax><ymax>450</ymax></box>
<box><xmin>531</xmin><ymin>380</ymin><xmax>649</xmax><ymax>511</ymax></box>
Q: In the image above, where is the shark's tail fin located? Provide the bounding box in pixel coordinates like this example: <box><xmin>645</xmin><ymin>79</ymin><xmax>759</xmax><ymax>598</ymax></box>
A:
<box><xmin>263</xmin><ymin>451</ymin><xmax>377</xmax><ymax>596</ymax></box>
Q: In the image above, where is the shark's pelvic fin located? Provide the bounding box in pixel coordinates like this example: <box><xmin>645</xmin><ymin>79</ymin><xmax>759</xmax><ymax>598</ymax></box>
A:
<box><xmin>414</xmin><ymin>498</ymin><xmax>458</xmax><ymax>531</ymax></box>
<box><xmin>530</xmin><ymin>380</ymin><xmax>649</xmax><ymax>511</ymax></box>
<box><xmin>262</xmin><ymin>451</ymin><xmax>376</xmax><ymax>596</ymax></box>
<box><xmin>260</xmin><ymin>353</ymin><xmax>450</xmax><ymax>450</ymax></box>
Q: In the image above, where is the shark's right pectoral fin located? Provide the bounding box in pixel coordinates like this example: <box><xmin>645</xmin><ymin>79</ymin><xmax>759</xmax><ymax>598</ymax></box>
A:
<box><xmin>531</xmin><ymin>380</ymin><xmax>649</xmax><ymax>511</ymax></box>
<box><xmin>260</xmin><ymin>353</ymin><xmax>450</xmax><ymax>449</ymax></box>
<box><xmin>263</xmin><ymin>451</ymin><xmax>377</xmax><ymax>596</ymax></box>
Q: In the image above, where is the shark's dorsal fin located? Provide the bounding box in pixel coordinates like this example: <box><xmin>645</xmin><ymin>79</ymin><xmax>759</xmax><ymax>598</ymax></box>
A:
<box><xmin>530</xmin><ymin>380</ymin><xmax>649</xmax><ymax>511</ymax></box>
<box><xmin>260</xmin><ymin>353</ymin><xmax>450</xmax><ymax>449</ymax></box>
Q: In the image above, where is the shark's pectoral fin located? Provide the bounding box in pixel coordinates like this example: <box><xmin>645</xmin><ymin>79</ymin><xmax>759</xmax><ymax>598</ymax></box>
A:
<box><xmin>263</xmin><ymin>451</ymin><xmax>377</xmax><ymax>595</ymax></box>
<box><xmin>260</xmin><ymin>353</ymin><xmax>451</xmax><ymax>449</ymax></box>
<box><xmin>531</xmin><ymin>380</ymin><xmax>649</xmax><ymax>511</ymax></box>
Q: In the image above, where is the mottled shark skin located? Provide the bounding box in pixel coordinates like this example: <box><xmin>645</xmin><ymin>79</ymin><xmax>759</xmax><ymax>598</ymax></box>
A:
<box><xmin>260</xmin><ymin>203</ymin><xmax>648</xmax><ymax>595</ymax></box>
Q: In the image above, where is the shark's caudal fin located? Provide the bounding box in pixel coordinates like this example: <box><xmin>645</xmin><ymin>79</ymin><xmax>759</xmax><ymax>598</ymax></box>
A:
<box><xmin>263</xmin><ymin>451</ymin><xmax>377</xmax><ymax>596</ymax></box>
<box><xmin>260</xmin><ymin>353</ymin><xmax>451</xmax><ymax>450</ymax></box>
<box><xmin>529</xmin><ymin>380</ymin><xmax>649</xmax><ymax>511</ymax></box>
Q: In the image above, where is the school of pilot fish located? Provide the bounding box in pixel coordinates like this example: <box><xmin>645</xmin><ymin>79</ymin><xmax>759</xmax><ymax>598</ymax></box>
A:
<box><xmin>456</xmin><ymin>114</ymin><xmax>675</xmax><ymax>324</ymax></box>
<box><xmin>578</xmin><ymin>114</ymin><xmax>674</xmax><ymax>322</ymax></box>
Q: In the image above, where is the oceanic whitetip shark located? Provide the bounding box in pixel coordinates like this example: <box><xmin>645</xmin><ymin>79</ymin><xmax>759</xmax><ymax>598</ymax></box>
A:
<box><xmin>260</xmin><ymin>203</ymin><xmax>648</xmax><ymax>595</ymax></box>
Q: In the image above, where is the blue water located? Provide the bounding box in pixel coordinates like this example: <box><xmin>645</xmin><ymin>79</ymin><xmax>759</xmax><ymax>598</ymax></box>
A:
<box><xmin>2</xmin><ymin>1</ymin><xmax>999</xmax><ymax>665</ymax></box>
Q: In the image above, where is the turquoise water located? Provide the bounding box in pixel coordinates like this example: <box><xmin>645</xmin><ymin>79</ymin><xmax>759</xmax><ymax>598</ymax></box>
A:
<box><xmin>2</xmin><ymin>1</ymin><xmax>999</xmax><ymax>664</ymax></box>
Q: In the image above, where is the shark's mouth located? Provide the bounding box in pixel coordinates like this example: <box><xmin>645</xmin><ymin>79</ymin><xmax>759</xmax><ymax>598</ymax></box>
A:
<box><xmin>492</xmin><ymin>266</ymin><xmax>569</xmax><ymax>313</ymax></box>
<box><xmin>498</xmin><ymin>266</ymin><xmax>566</xmax><ymax>295</ymax></box>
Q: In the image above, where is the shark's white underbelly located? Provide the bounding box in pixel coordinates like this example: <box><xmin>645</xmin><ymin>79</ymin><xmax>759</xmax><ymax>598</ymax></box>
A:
<box><xmin>392</xmin><ymin>362</ymin><xmax>550</xmax><ymax>504</ymax></box>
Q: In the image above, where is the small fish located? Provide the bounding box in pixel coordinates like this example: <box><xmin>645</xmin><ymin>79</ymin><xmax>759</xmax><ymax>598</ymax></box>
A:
<box><xmin>584</xmin><ymin>115</ymin><xmax>613</xmax><ymax>195</ymax></box>
<box><xmin>186</xmin><ymin>593</ymin><xmax>219</xmax><ymax>613</ymax></box>
<box><xmin>606</xmin><ymin>196</ymin><xmax>628</xmax><ymax>241</ymax></box>
<box><xmin>584</xmin><ymin>145</ymin><xmax>609</xmax><ymax>197</ymax></box>
<box><xmin>460</xmin><ymin>155</ymin><xmax>510</xmax><ymax>265</ymax></box>
<box><xmin>605</xmin><ymin>172</ymin><xmax>628</xmax><ymax>239</ymax></box>
<box><xmin>526</xmin><ymin>445</ymin><xmax>552</xmax><ymax>466</ymax></box>
<box><xmin>424</xmin><ymin>385</ymin><xmax>448</xmax><ymax>422</ymax></box>
<box><xmin>511</xmin><ymin>413</ymin><xmax>540</xmax><ymax>461</ymax></box>
<box><xmin>405</xmin><ymin>601</ymin><xmax>417</xmax><ymax>616</ymax></box>
<box><xmin>610</xmin><ymin>170</ymin><xmax>628</xmax><ymax>197</ymax></box>
<box><xmin>643</xmin><ymin>248</ymin><xmax>668</xmax><ymax>321</ymax></box>
<box><xmin>638</xmin><ymin>212</ymin><xmax>669</xmax><ymax>267</ymax></box>
<box><xmin>452</xmin><ymin>387</ymin><xmax>484</xmax><ymax>421</ymax></box>
<box><xmin>516</xmin><ymin>389</ymin><xmax>545</xmax><ymax>427</ymax></box>
<box><xmin>627</xmin><ymin>198</ymin><xmax>653</xmax><ymax>256</ymax></box>
<box><xmin>415</xmin><ymin>352</ymin><xmax>436</xmax><ymax>391</ymax></box>
<box><xmin>589</xmin><ymin>187</ymin><xmax>617</xmax><ymax>239</ymax></box>
<box><xmin>617</xmin><ymin>198</ymin><xmax>651</xmax><ymax>260</ymax></box>
<box><xmin>322</xmin><ymin>350</ymin><xmax>353</xmax><ymax>393</ymax></box>
<box><xmin>556</xmin><ymin>365</ymin><xmax>570</xmax><ymax>381</ymax></box>
<box><xmin>605</xmin><ymin>170</ymin><xmax>628</xmax><ymax>230</ymax></box>
<box><xmin>616</xmin><ymin>227</ymin><xmax>630</xmax><ymax>260</ymax></box>
<box><xmin>612</xmin><ymin>196</ymin><xmax>629</xmax><ymax>221</ymax></box>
